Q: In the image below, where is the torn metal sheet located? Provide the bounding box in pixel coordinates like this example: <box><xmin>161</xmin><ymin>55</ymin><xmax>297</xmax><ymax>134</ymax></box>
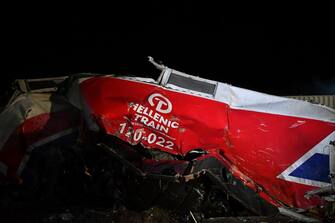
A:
<box><xmin>0</xmin><ymin>93</ymin><xmax>81</xmax><ymax>180</ymax></box>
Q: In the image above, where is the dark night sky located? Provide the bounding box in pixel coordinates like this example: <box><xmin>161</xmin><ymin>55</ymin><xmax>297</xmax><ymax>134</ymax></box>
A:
<box><xmin>2</xmin><ymin>3</ymin><xmax>335</xmax><ymax>96</ymax></box>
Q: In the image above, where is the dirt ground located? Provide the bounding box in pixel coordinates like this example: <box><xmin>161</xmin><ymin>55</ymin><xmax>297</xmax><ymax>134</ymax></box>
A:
<box><xmin>0</xmin><ymin>206</ymin><xmax>302</xmax><ymax>223</ymax></box>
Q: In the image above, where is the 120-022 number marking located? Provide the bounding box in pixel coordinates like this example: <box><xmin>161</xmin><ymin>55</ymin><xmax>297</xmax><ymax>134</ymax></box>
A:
<box><xmin>119</xmin><ymin>123</ymin><xmax>174</xmax><ymax>150</ymax></box>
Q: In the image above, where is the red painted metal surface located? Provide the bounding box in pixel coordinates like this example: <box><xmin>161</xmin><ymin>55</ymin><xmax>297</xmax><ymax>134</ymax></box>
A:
<box><xmin>79</xmin><ymin>77</ymin><xmax>335</xmax><ymax>209</ymax></box>
<box><xmin>0</xmin><ymin>110</ymin><xmax>80</xmax><ymax>180</ymax></box>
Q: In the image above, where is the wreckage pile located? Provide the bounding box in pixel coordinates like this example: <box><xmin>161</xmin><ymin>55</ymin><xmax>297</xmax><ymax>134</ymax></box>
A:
<box><xmin>0</xmin><ymin>137</ymin><xmax>297</xmax><ymax>223</ymax></box>
<box><xmin>0</xmin><ymin>59</ymin><xmax>334</xmax><ymax>222</ymax></box>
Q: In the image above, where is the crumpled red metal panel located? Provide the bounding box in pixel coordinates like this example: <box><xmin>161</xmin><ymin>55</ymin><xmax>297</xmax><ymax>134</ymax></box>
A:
<box><xmin>79</xmin><ymin>76</ymin><xmax>335</xmax><ymax>210</ymax></box>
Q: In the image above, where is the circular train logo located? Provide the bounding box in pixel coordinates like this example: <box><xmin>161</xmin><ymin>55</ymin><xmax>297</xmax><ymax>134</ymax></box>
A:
<box><xmin>148</xmin><ymin>93</ymin><xmax>172</xmax><ymax>114</ymax></box>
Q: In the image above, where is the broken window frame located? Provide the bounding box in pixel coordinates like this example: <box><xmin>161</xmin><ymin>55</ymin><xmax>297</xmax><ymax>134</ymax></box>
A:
<box><xmin>158</xmin><ymin>68</ymin><xmax>218</xmax><ymax>98</ymax></box>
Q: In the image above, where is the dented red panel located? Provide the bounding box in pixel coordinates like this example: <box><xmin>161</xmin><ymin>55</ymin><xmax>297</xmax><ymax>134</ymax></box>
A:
<box><xmin>79</xmin><ymin>76</ymin><xmax>335</xmax><ymax>209</ymax></box>
<box><xmin>227</xmin><ymin>109</ymin><xmax>334</xmax><ymax>208</ymax></box>
<box><xmin>80</xmin><ymin>77</ymin><xmax>229</xmax><ymax>155</ymax></box>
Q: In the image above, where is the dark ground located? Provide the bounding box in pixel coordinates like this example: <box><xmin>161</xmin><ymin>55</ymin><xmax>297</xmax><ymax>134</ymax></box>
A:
<box><xmin>0</xmin><ymin>207</ymin><xmax>298</xmax><ymax>223</ymax></box>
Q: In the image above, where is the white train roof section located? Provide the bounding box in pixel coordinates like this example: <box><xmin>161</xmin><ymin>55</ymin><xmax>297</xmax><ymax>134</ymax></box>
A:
<box><xmin>123</xmin><ymin>58</ymin><xmax>335</xmax><ymax>123</ymax></box>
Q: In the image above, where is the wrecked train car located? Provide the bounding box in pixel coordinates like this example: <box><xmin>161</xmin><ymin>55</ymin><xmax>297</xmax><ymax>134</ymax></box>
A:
<box><xmin>0</xmin><ymin>58</ymin><xmax>334</xmax><ymax>222</ymax></box>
